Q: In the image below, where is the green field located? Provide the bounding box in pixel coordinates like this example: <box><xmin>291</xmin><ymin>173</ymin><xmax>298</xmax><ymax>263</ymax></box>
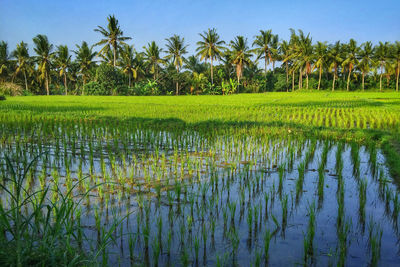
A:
<box><xmin>2</xmin><ymin>92</ymin><xmax>400</xmax><ymax>176</ymax></box>
<box><xmin>1</xmin><ymin>92</ymin><xmax>400</xmax><ymax>266</ymax></box>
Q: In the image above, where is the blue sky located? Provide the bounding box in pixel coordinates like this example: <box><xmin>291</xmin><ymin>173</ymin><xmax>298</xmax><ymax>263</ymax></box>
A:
<box><xmin>1</xmin><ymin>0</ymin><xmax>399</xmax><ymax>56</ymax></box>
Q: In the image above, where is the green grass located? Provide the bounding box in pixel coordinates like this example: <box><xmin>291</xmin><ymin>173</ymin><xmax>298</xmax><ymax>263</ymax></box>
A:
<box><xmin>2</xmin><ymin>91</ymin><xmax>399</xmax><ymax>178</ymax></box>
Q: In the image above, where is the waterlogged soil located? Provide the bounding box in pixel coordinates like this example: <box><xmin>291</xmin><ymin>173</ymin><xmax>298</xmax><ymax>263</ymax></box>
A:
<box><xmin>1</xmin><ymin>132</ymin><xmax>400</xmax><ymax>267</ymax></box>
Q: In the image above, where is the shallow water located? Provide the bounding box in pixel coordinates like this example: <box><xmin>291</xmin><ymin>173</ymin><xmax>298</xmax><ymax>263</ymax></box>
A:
<box><xmin>1</xmin><ymin>129</ymin><xmax>399</xmax><ymax>266</ymax></box>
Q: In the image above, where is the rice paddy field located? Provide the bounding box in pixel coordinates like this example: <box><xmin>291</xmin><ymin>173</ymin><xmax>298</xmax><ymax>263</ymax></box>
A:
<box><xmin>1</xmin><ymin>92</ymin><xmax>400</xmax><ymax>266</ymax></box>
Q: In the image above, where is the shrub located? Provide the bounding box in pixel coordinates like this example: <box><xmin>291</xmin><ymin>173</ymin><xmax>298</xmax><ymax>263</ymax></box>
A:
<box><xmin>83</xmin><ymin>81</ymin><xmax>109</xmax><ymax>96</ymax></box>
<box><xmin>133</xmin><ymin>80</ymin><xmax>160</xmax><ymax>96</ymax></box>
<box><xmin>0</xmin><ymin>95</ymin><xmax>6</xmax><ymax>100</ymax></box>
<box><xmin>95</xmin><ymin>63</ymin><xmax>125</xmax><ymax>95</ymax></box>
<box><xmin>0</xmin><ymin>82</ymin><xmax>23</xmax><ymax>96</ymax></box>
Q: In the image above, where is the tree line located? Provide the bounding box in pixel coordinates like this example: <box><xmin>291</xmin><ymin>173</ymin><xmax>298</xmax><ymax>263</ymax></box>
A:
<box><xmin>1</xmin><ymin>15</ymin><xmax>399</xmax><ymax>96</ymax></box>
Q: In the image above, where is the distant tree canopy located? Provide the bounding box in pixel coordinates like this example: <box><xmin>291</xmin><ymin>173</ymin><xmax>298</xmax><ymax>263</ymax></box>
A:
<box><xmin>1</xmin><ymin>15</ymin><xmax>400</xmax><ymax>96</ymax></box>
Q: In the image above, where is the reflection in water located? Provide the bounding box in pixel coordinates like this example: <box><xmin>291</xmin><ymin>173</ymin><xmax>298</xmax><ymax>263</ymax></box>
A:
<box><xmin>1</xmin><ymin>128</ymin><xmax>399</xmax><ymax>266</ymax></box>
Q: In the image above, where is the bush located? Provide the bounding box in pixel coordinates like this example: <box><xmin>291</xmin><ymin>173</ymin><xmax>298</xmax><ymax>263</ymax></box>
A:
<box><xmin>83</xmin><ymin>81</ymin><xmax>109</xmax><ymax>96</ymax></box>
<box><xmin>133</xmin><ymin>80</ymin><xmax>160</xmax><ymax>96</ymax></box>
<box><xmin>0</xmin><ymin>82</ymin><xmax>23</xmax><ymax>96</ymax></box>
<box><xmin>0</xmin><ymin>95</ymin><xmax>6</xmax><ymax>101</ymax></box>
<box><xmin>95</xmin><ymin>63</ymin><xmax>125</xmax><ymax>95</ymax></box>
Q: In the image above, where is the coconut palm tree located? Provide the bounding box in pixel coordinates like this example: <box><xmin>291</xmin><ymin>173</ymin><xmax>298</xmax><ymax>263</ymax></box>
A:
<box><xmin>184</xmin><ymin>55</ymin><xmax>206</xmax><ymax>74</ymax></box>
<box><xmin>312</xmin><ymin>41</ymin><xmax>328</xmax><ymax>90</ymax></box>
<box><xmin>393</xmin><ymin>41</ymin><xmax>400</xmax><ymax>92</ymax></box>
<box><xmin>252</xmin><ymin>30</ymin><xmax>274</xmax><ymax>75</ymax></box>
<box><xmin>33</xmin><ymin>34</ymin><xmax>53</xmax><ymax>95</ymax></box>
<box><xmin>94</xmin><ymin>15</ymin><xmax>131</xmax><ymax>67</ymax></box>
<box><xmin>287</xmin><ymin>29</ymin><xmax>300</xmax><ymax>92</ymax></box>
<box><xmin>119</xmin><ymin>44</ymin><xmax>136</xmax><ymax>87</ymax></box>
<box><xmin>358</xmin><ymin>41</ymin><xmax>374</xmax><ymax>91</ymax></box>
<box><xmin>55</xmin><ymin>45</ymin><xmax>71</xmax><ymax>95</ymax></box>
<box><xmin>165</xmin><ymin>35</ymin><xmax>188</xmax><ymax>95</ymax></box>
<box><xmin>342</xmin><ymin>39</ymin><xmax>359</xmax><ymax>91</ymax></box>
<box><xmin>229</xmin><ymin>36</ymin><xmax>252</xmax><ymax>91</ymax></box>
<box><xmin>374</xmin><ymin>41</ymin><xmax>390</xmax><ymax>92</ymax></box>
<box><xmin>196</xmin><ymin>28</ymin><xmax>225</xmax><ymax>85</ymax></box>
<box><xmin>74</xmin><ymin>41</ymin><xmax>96</xmax><ymax>94</ymax></box>
<box><xmin>0</xmin><ymin>41</ymin><xmax>9</xmax><ymax>82</ymax></box>
<box><xmin>143</xmin><ymin>41</ymin><xmax>164</xmax><ymax>80</ymax></box>
<box><xmin>288</xmin><ymin>30</ymin><xmax>313</xmax><ymax>90</ymax></box>
<box><xmin>270</xmin><ymin>34</ymin><xmax>279</xmax><ymax>72</ymax></box>
<box><xmin>328</xmin><ymin>41</ymin><xmax>342</xmax><ymax>91</ymax></box>
<box><xmin>297</xmin><ymin>31</ymin><xmax>313</xmax><ymax>89</ymax></box>
<box><xmin>11</xmin><ymin>41</ymin><xmax>31</xmax><ymax>91</ymax></box>
<box><xmin>279</xmin><ymin>40</ymin><xmax>291</xmax><ymax>91</ymax></box>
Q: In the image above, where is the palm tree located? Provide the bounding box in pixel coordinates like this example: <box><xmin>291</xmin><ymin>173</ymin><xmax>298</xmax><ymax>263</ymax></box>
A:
<box><xmin>358</xmin><ymin>41</ymin><xmax>374</xmax><ymax>91</ymax></box>
<box><xmin>297</xmin><ymin>31</ymin><xmax>313</xmax><ymax>89</ymax></box>
<box><xmin>313</xmin><ymin>41</ymin><xmax>328</xmax><ymax>90</ymax></box>
<box><xmin>74</xmin><ymin>41</ymin><xmax>96</xmax><ymax>94</ymax></box>
<box><xmin>252</xmin><ymin>29</ymin><xmax>274</xmax><ymax>75</ymax></box>
<box><xmin>99</xmin><ymin>49</ymin><xmax>114</xmax><ymax>65</ymax></box>
<box><xmin>165</xmin><ymin>35</ymin><xmax>188</xmax><ymax>95</ymax></box>
<box><xmin>0</xmin><ymin>41</ymin><xmax>9</xmax><ymax>82</ymax></box>
<box><xmin>393</xmin><ymin>41</ymin><xmax>400</xmax><ymax>92</ymax></box>
<box><xmin>196</xmin><ymin>28</ymin><xmax>225</xmax><ymax>85</ymax></box>
<box><xmin>341</xmin><ymin>39</ymin><xmax>359</xmax><ymax>91</ymax></box>
<box><xmin>279</xmin><ymin>40</ymin><xmax>291</xmax><ymax>91</ymax></box>
<box><xmin>143</xmin><ymin>41</ymin><xmax>164</xmax><ymax>80</ymax></box>
<box><xmin>229</xmin><ymin>36</ymin><xmax>252</xmax><ymax>91</ymax></box>
<box><xmin>270</xmin><ymin>34</ymin><xmax>279</xmax><ymax>72</ymax></box>
<box><xmin>184</xmin><ymin>55</ymin><xmax>206</xmax><ymax>74</ymax></box>
<box><xmin>328</xmin><ymin>41</ymin><xmax>342</xmax><ymax>91</ymax></box>
<box><xmin>288</xmin><ymin>30</ymin><xmax>313</xmax><ymax>90</ymax></box>
<box><xmin>55</xmin><ymin>45</ymin><xmax>71</xmax><ymax>95</ymax></box>
<box><xmin>33</xmin><ymin>34</ymin><xmax>53</xmax><ymax>95</ymax></box>
<box><xmin>190</xmin><ymin>72</ymin><xmax>207</xmax><ymax>94</ymax></box>
<box><xmin>374</xmin><ymin>41</ymin><xmax>390</xmax><ymax>92</ymax></box>
<box><xmin>11</xmin><ymin>41</ymin><xmax>31</xmax><ymax>91</ymax></box>
<box><xmin>287</xmin><ymin>29</ymin><xmax>299</xmax><ymax>92</ymax></box>
<box><xmin>119</xmin><ymin>44</ymin><xmax>136</xmax><ymax>87</ymax></box>
<box><xmin>94</xmin><ymin>15</ymin><xmax>131</xmax><ymax>67</ymax></box>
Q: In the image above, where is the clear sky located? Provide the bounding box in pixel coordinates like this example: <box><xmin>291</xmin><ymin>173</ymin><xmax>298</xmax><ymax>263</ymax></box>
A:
<box><xmin>1</xmin><ymin>0</ymin><xmax>399</xmax><ymax>56</ymax></box>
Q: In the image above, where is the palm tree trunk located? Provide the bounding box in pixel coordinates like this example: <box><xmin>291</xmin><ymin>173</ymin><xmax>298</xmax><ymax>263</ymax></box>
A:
<box><xmin>23</xmin><ymin>71</ymin><xmax>28</xmax><ymax>91</ymax></box>
<box><xmin>46</xmin><ymin>72</ymin><xmax>49</xmax><ymax>96</ymax></box>
<box><xmin>332</xmin><ymin>72</ymin><xmax>336</xmax><ymax>92</ymax></box>
<box><xmin>306</xmin><ymin>73</ymin><xmax>309</xmax><ymax>90</ymax></box>
<box><xmin>362</xmin><ymin>72</ymin><xmax>365</xmax><ymax>91</ymax></box>
<box><xmin>347</xmin><ymin>70</ymin><xmax>351</xmax><ymax>91</ymax></box>
<box><xmin>128</xmin><ymin>74</ymin><xmax>131</xmax><ymax>87</ymax></box>
<box><xmin>176</xmin><ymin>66</ymin><xmax>179</xmax><ymax>95</ymax></box>
<box><xmin>82</xmin><ymin>75</ymin><xmax>86</xmax><ymax>95</ymax></box>
<box><xmin>380</xmin><ymin>64</ymin><xmax>383</xmax><ymax>92</ymax></box>
<box><xmin>113</xmin><ymin>45</ymin><xmax>117</xmax><ymax>67</ymax></box>
<box><xmin>292</xmin><ymin>70</ymin><xmax>295</xmax><ymax>92</ymax></box>
<box><xmin>285</xmin><ymin>62</ymin><xmax>289</xmax><ymax>92</ymax></box>
<box><xmin>64</xmin><ymin>73</ymin><xmax>68</xmax><ymax>95</ymax></box>
<box><xmin>210</xmin><ymin>57</ymin><xmax>214</xmax><ymax>86</ymax></box>
<box><xmin>396</xmin><ymin>62</ymin><xmax>399</xmax><ymax>92</ymax></box>
<box><xmin>298</xmin><ymin>68</ymin><xmax>302</xmax><ymax>90</ymax></box>
<box><xmin>318</xmin><ymin>68</ymin><xmax>322</xmax><ymax>90</ymax></box>
<box><xmin>265</xmin><ymin>57</ymin><xmax>267</xmax><ymax>77</ymax></box>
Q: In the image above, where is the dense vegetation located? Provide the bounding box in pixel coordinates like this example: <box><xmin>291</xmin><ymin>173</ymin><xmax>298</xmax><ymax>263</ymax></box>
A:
<box><xmin>1</xmin><ymin>15</ymin><xmax>399</xmax><ymax>96</ymax></box>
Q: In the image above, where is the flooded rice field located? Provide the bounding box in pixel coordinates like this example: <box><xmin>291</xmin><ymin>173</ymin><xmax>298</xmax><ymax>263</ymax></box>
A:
<box><xmin>1</xmin><ymin>124</ymin><xmax>399</xmax><ymax>266</ymax></box>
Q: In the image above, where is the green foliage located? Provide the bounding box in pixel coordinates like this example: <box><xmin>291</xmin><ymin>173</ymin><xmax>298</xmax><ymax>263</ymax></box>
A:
<box><xmin>133</xmin><ymin>79</ymin><xmax>160</xmax><ymax>96</ymax></box>
<box><xmin>83</xmin><ymin>81</ymin><xmax>109</xmax><ymax>96</ymax></box>
<box><xmin>0</xmin><ymin>82</ymin><xmax>23</xmax><ymax>96</ymax></box>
